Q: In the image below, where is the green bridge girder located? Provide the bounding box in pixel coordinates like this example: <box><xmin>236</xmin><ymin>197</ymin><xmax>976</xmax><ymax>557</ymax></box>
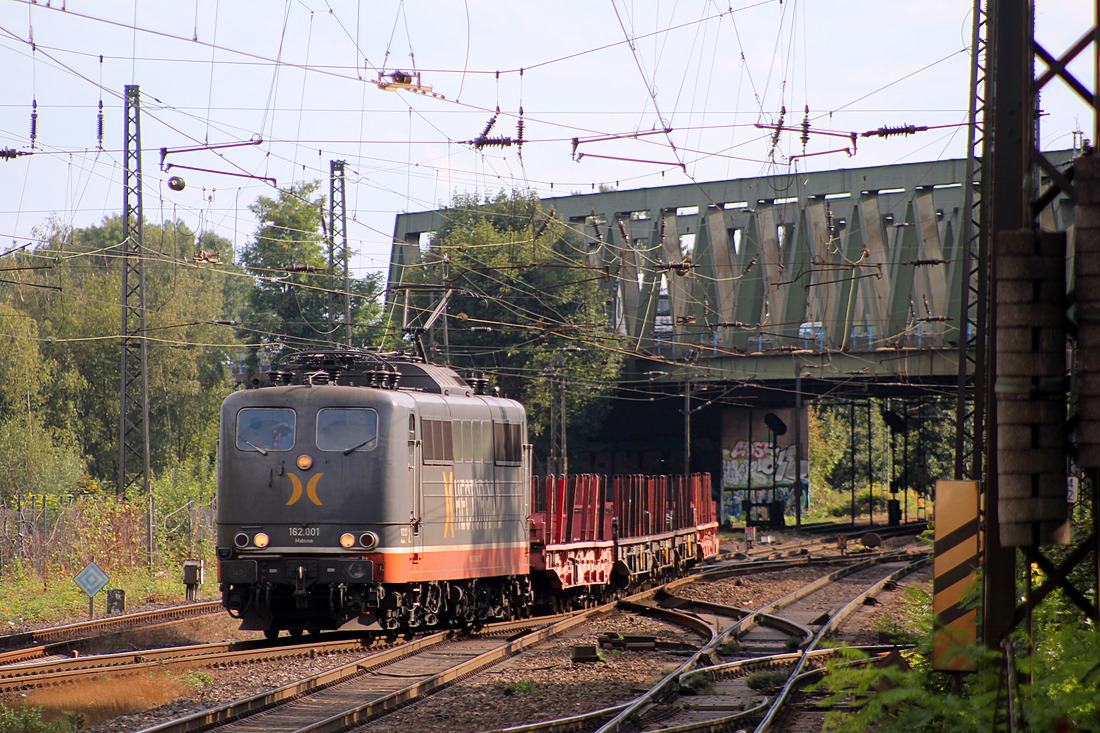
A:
<box><xmin>390</xmin><ymin>153</ymin><xmax>1074</xmax><ymax>395</ymax></box>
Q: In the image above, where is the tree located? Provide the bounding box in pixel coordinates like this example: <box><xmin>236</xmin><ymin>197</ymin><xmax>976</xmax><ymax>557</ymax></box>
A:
<box><xmin>240</xmin><ymin>182</ymin><xmax>383</xmax><ymax>364</ymax></box>
<box><xmin>405</xmin><ymin>189</ymin><xmax>625</xmax><ymax>471</ymax></box>
<box><xmin>0</xmin><ymin>303</ymin><xmax>85</xmax><ymax>501</ymax></box>
<box><xmin>1</xmin><ymin>216</ymin><xmax>244</xmax><ymax>484</ymax></box>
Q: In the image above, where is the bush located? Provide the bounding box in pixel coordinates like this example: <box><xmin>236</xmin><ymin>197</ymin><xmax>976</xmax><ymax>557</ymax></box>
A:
<box><xmin>0</xmin><ymin>704</ymin><xmax>80</xmax><ymax>733</ymax></box>
<box><xmin>745</xmin><ymin>669</ymin><xmax>788</xmax><ymax>692</ymax></box>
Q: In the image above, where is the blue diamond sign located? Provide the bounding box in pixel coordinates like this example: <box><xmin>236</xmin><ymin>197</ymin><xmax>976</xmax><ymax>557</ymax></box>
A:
<box><xmin>74</xmin><ymin>562</ymin><xmax>110</xmax><ymax>597</ymax></box>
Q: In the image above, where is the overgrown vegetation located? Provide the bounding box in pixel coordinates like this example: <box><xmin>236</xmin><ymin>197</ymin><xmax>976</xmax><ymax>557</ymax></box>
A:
<box><xmin>502</xmin><ymin>679</ymin><xmax>537</xmax><ymax>696</ymax></box>
<box><xmin>5</xmin><ymin>668</ymin><xmax>203</xmax><ymax>727</ymax></box>
<box><xmin>0</xmin><ymin>704</ymin><xmax>81</xmax><ymax>733</ymax></box>
<box><xmin>745</xmin><ymin>669</ymin><xmax>788</xmax><ymax>692</ymax></box>
<box><xmin>680</xmin><ymin>671</ymin><xmax>716</xmax><ymax>695</ymax></box>
<box><xmin>815</xmin><ymin>516</ymin><xmax>1100</xmax><ymax>731</ymax></box>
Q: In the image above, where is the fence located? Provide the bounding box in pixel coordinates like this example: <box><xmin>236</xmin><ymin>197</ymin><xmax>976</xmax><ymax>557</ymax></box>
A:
<box><xmin>0</xmin><ymin>494</ymin><xmax>216</xmax><ymax>579</ymax></box>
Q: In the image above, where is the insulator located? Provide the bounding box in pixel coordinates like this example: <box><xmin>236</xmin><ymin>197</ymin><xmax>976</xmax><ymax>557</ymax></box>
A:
<box><xmin>862</xmin><ymin>123</ymin><xmax>926</xmax><ymax>138</ymax></box>
<box><xmin>30</xmin><ymin>99</ymin><xmax>37</xmax><ymax>148</ymax></box>
<box><xmin>533</xmin><ymin>209</ymin><xmax>554</xmax><ymax>240</ymax></box>
<box><xmin>96</xmin><ymin>100</ymin><xmax>104</xmax><ymax>147</ymax></box>
<box><xmin>516</xmin><ymin>118</ymin><xmax>524</xmax><ymax>145</ymax></box>
<box><xmin>475</xmin><ymin>136</ymin><xmax>512</xmax><ymax>149</ymax></box>
<box><xmin>479</xmin><ymin>113</ymin><xmax>497</xmax><ymax>139</ymax></box>
<box><xmin>616</xmin><ymin>215</ymin><xmax>629</xmax><ymax>243</ymax></box>
<box><xmin>800</xmin><ymin>105</ymin><xmax>810</xmax><ymax>149</ymax></box>
<box><xmin>770</xmin><ymin>106</ymin><xmax>785</xmax><ymax>152</ymax></box>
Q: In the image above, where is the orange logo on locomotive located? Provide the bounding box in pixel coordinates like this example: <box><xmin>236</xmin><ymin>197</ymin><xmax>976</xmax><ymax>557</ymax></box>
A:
<box><xmin>286</xmin><ymin>473</ymin><xmax>324</xmax><ymax>506</ymax></box>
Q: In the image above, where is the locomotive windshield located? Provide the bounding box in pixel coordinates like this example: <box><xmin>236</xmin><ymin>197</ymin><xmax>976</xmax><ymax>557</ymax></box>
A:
<box><xmin>317</xmin><ymin>407</ymin><xmax>378</xmax><ymax>453</ymax></box>
<box><xmin>236</xmin><ymin>408</ymin><xmax>296</xmax><ymax>452</ymax></box>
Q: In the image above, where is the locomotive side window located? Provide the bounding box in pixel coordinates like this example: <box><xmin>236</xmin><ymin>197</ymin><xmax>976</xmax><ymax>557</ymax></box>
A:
<box><xmin>316</xmin><ymin>408</ymin><xmax>378</xmax><ymax>452</ymax></box>
<box><xmin>422</xmin><ymin>419</ymin><xmax>454</xmax><ymax>463</ymax></box>
<box><xmin>480</xmin><ymin>421</ymin><xmax>493</xmax><ymax>463</ymax></box>
<box><xmin>454</xmin><ymin>420</ymin><xmax>466</xmax><ymax>463</ymax></box>
<box><xmin>493</xmin><ymin>422</ymin><xmax>522</xmax><ymax>466</ymax></box>
<box><xmin>236</xmin><ymin>408</ymin><xmax>295</xmax><ymax>452</ymax></box>
<box><xmin>470</xmin><ymin>420</ymin><xmax>484</xmax><ymax>463</ymax></box>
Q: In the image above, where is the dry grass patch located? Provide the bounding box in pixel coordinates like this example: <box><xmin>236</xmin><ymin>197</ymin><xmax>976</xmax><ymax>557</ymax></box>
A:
<box><xmin>13</xmin><ymin>670</ymin><xmax>199</xmax><ymax>725</ymax></box>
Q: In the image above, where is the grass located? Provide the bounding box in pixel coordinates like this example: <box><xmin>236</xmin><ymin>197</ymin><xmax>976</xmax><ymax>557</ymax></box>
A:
<box><xmin>0</xmin><ymin>704</ymin><xmax>82</xmax><ymax>733</ymax></box>
<box><xmin>799</xmin><ymin>486</ymin><xmax>928</xmax><ymax>524</ymax></box>
<box><xmin>10</xmin><ymin>670</ymin><xmax>203</xmax><ymax>726</ymax></box>
<box><xmin>745</xmin><ymin>669</ymin><xmax>788</xmax><ymax>692</ymax></box>
<box><xmin>680</xmin><ymin>671</ymin><xmax>715</xmax><ymax>695</ymax></box>
<box><xmin>0</xmin><ymin>559</ymin><xmax>219</xmax><ymax>632</ymax></box>
<box><xmin>502</xmin><ymin>679</ymin><xmax>537</xmax><ymax>695</ymax></box>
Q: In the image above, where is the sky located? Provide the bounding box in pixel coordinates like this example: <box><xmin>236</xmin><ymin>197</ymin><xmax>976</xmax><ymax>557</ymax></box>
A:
<box><xmin>0</xmin><ymin>0</ymin><xmax>1094</xmax><ymax>281</ymax></box>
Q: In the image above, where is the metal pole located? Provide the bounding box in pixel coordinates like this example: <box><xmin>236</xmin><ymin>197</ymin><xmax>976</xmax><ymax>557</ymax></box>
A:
<box><xmin>560</xmin><ymin>378</ymin><xmax>568</xmax><ymax>476</ymax></box>
<box><xmin>747</xmin><ymin>408</ymin><xmax>753</xmax><ymax>525</ymax></box>
<box><xmin>867</xmin><ymin>399</ymin><xmax>873</xmax><ymax>526</ymax></box>
<box><xmin>903</xmin><ymin>402</ymin><xmax>910</xmax><ymax>522</ymax></box>
<box><xmin>850</xmin><ymin>401</ymin><xmax>856</xmax><ymax>525</ymax></box>
<box><xmin>549</xmin><ymin>370</ymin><xmax>558</xmax><ymax>474</ymax></box>
<box><xmin>984</xmin><ymin>0</ymin><xmax>1032</xmax><ymax>648</ymax></box>
<box><xmin>119</xmin><ymin>84</ymin><xmax>152</xmax><ymax>561</ymax></box>
<box><xmin>794</xmin><ymin>372</ymin><xmax>802</xmax><ymax>529</ymax></box>
<box><xmin>683</xmin><ymin>376</ymin><xmax>691</xmax><ymax>477</ymax></box>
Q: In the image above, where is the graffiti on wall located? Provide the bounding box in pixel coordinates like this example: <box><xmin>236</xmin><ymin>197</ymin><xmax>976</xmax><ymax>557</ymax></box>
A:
<box><xmin>722</xmin><ymin>440</ymin><xmax>797</xmax><ymax>489</ymax></box>
<box><xmin>720</xmin><ymin>440</ymin><xmax>807</xmax><ymax>524</ymax></box>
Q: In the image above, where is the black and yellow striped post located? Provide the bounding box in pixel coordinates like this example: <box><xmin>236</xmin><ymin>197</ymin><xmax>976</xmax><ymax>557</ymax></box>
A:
<box><xmin>933</xmin><ymin>479</ymin><xmax>979</xmax><ymax>671</ymax></box>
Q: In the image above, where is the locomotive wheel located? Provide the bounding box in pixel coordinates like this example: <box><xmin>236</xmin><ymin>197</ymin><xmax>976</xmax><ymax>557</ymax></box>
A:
<box><xmin>264</xmin><ymin>628</ymin><xmax>280</xmax><ymax>640</ymax></box>
<box><xmin>288</xmin><ymin>628</ymin><xmax>304</xmax><ymax>638</ymax></box>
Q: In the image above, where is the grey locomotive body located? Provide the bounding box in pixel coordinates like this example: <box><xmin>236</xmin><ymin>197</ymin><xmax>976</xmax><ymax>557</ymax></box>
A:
<box><xmin>217</xmin><ymin>351</ymin><xmax>531</xmax><ymax>637</ymax></box>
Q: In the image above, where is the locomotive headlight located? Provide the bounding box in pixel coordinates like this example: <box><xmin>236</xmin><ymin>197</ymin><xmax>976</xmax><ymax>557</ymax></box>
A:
<box><xmin>253</xmin><ymin>532</ymin><xmax>270</xmax><ymax>548</ymax></box>
<box><xmin>339</xmin><ymin>533</ymin><xmax>356</xmax><ymax>548</ymax></box>
<box><xmin>234</xmin><ymin>533</ymin><xmax>249</xmax><ymax>549</ymax></box>
<box><xmin>297</xmin><ymin>454</ymin><xmax>313</xmax><ymax>470</ymax></box>
<box><xmin>359</xmin><ymin>532</ymin><xmax>379</xmax><ymax>550</ymax></box>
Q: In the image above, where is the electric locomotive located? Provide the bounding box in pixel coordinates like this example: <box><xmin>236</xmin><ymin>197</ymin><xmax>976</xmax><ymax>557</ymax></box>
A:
<box><xmin>216</xmin><ymin>350</ymin><xmax>532</xmax><ymax>637</ymax></box>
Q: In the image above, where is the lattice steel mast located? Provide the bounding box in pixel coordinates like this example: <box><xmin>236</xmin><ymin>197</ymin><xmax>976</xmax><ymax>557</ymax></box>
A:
<box><xmin>980</xmin><ymin>0</ymin><xmax>1100</xmax><ymax>647</ymax></box>
<box><xmin>120</xmin><ymin>85</ymin><xmax>152</xmax><ymax>554</ymax></box>
<box><xmin>328</xmin><ymin>159</ymin><xmax>351</xmax><ymax>347</ymax></box>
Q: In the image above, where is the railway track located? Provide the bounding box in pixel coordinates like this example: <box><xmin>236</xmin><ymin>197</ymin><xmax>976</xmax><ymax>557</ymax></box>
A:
<box><xmin>3</xmin><ymin>533</ymin><xmax>927</xmax><ymax>731</ymax></box>
<box><xmin>0</xmin><ymin>635</ymin><xmax>377</xmax><ymax>694</ymax></box>
<box><xmin>716</xmin><ymin>520</ymin><xmax>926</xmax><ymax>563</ymax></box>
<box><xmin>0</xmin><ymin>601</ymin><xmax>224</xmax><ymax>665</ymax></box>
<box><xmin>133</xmin><ymin>589</ymin><xmax>710</xmax><ymax>733</ymax></box>
<box><xmin>359</xmin><ymin>549</ymin><xmax>929</xmax><ymax>733</ymax></box>
<box><xmin>588</xmin><ymin>551</ymin><xmax>930</xmax><ymax>733</ymax></box>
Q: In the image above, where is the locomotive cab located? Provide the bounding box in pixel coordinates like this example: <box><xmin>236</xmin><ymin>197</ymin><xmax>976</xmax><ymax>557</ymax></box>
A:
<box><xmin>216</xmin><ymin>350</ymin><xmax>532</xmax><ymax>637</ymax></box>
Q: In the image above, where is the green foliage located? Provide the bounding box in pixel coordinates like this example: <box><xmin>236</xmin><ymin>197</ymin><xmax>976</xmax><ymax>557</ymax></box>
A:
<box><xmin>680</xmin><ymin>671</ymin><xmax>716</xmax><ymax>695</ymax></box>
<box><xmin>1</xmin><ymin>216</ymin><xmax>243</xmax><ymax>484</ymax></box>
<box><xmin>151</xmin><ymin>456</ymin><xmax>216</xmax><ymax>561</ymax></box>
<box><xmin>502</xmin><ymin>679</ymin><xmax>537</xmax><ymax>695</ymax></box>
<box><xmin>745</xmin><ymin>669</ymin><xmax>788</xmax><ymax>692</ymax></box>
<box><xmin>241</xmin><ymin>182</ymin><xmax>383</xmax><ymax>360</ymax></box>
<box><xmin>807</xmin><ymin>398</ymin><xmax>955</xmax><ymax>504</ymax></box>
<box><xmin>816</xmin><ymin>606</ymin><xmax>1100</xmax><ymax>730</ymax></box>
<box><xmin>404</xmin><ymin>189</ymin><xmax>625</xmax><ymax>470</ymax></box>
<box><xmin>0</xmin><ymin>704</ymin><xmax>80</xmax><ymax>733</ymax></box>
<box><xmin>178</xmin><ymin>670</ymin><xmax>212</xmax><ymax>690</ymax></box>
<box><xmin>0</xmin><ymin>414</ymin><xmax>84</xmax><ymax>503</ymax></box>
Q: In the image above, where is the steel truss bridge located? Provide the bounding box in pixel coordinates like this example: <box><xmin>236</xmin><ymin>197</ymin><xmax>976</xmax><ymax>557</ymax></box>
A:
<box><xmin>390</xmin><ymin>151</ymin><xmax>1073</xmax><ymax>399</ymax></box>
